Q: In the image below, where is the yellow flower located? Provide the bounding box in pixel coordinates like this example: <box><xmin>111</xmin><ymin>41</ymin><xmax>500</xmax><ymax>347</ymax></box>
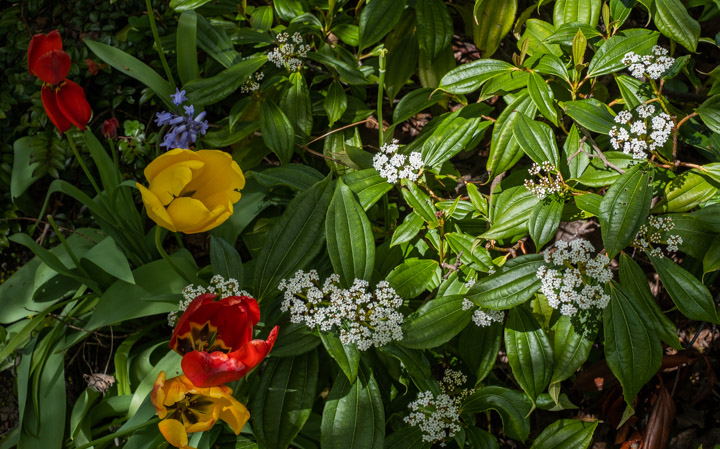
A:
<box><xmin>150</xmin><ymin>372</ymin><xmax>250</xmax><ymax>449</ymax></box>
<box><xmin>136</xmin><ymin>149</ymin><xmax>245</xmax><ymax>234</ymax></box>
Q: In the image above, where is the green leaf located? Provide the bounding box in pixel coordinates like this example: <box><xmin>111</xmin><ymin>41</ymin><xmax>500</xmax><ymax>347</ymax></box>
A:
<box><xmin>444</xmin><ymin>232</ymin><xmax>493</xmax><ymax>272</ymax></box>
<box><xmin>564</xmin><ymin>99</ymin><xmax>616</xmax><ymax>134</ymax></box>
<box><xmin>252</xmin><ymin>351</ymin><xmax>319</xmax><ymax>449</ymax></box>
<box><xmin>697</xmin><ymin>96</ymin><xmax>720</xmax><ymax>134</ymax></box>
<box><xmin>343</xmin><ymin>169</ymin><xmax>393</xmax><ymax>210</ymax></box>
<box><xmin>487</xmin><ymin>92</ymin><xmax>537</xmax><ymax>176</ymax></box>
<box><xmin>252</xmin><ymin>164</ymin><xmax>325</xmax><ymax>191</ymax></box>
<box><xmin>320</xmin><ymin>332</ymin><xmax>360</xmax><ymax>383</ymax></box>
<box><xmin>321</xmin><ymin>369</ymin><xmax>384</xmax><ymax>449</ymax></box>
<box><xmin>386</xmin><ymin>258</ymin><xmax>439</xmax><ymax>299</ymax></box>
<box><xmin>196</xmin><ymin>14</ymin><xmax>237</xmax><ymax>68</ymax></box>
<box><xmin>11</xmin><ymin>137</ymin><xmax>42</xmax><ymax>199</ymax></box>
<box><xmin>604</xmin><ymin>282</ymin><xmax>662</xmax><ymax>414</ymax></box>
<box><xmin>467</xmin><ymin>254</ymin><xmax>544</xmax><ymax>309</ymax></box>
<box><xmin>465</xmin><ymin>426</ymin><xmax>499</xmax><ymax>449</ymax></box>
<box><xmin>649</xmin><ymin>254</ymin><xmax>720</xmax><ymax>324</ymax></box>
<box><xmin>513</xmin><ymin>113</ymin><xmax>560</xmax><ymax>165</ymax></box>
<box><xmin>177</xmin><ymin>11</ymin><xmax>199</xmax><ymax>84</ymax></box>
<box><xmin>528</xmin><ymin>197</ymin><xmax>564</xmax><ymax>249</ymax></box>
<box><xmin>587</xmin><ymin>29</ymin><xmax>659</xmax><ymax>76</ymax></box>
<box><xmin>553</xmin><ymin>0</ymin><xmax>601</xmax><ymax>26</ymax></box>
<box><xmin>271</xmin><ymin>322</ymin><xmax>322</xmax><ymax>358</ymax></box>
<box><xmin>482</xmin><ymin>185</ymin><xmax>539</xmax><ymax>241</ymax></box>
<box><xmin>358</xmin><ymin>0</ymin><xmax>407</xmax><ymax>51</ymax></box>
<box><xmin>170</xmin><ymin>0</ymin><xmax>212</xmax><ymax>11</ymax></box>
<box><xmin>281</xmin><ymin>71</ymin><xmax>313</xmax><ymax>140</ymax></box>
<box><xmin>472</xmin><ymin>0</ymin><xmax>518</xmax><ymax>58</ymax></box>
<box><xmin>274</xmin><ymin>0</ymin><xmax>306</xmax><ymax>21</ymax></box>
<box><xmin>390</xmin><ymin>212</ymin><xmax>425</xmax><ymax>247</ymax></box>
<box><xmin>609</xmin><ymin>0</ymin><xmax>634</xmax><ymax>27</ymax></box>
<box><xmin>527</xmin><ymin>72</ymin><xmax>558</xmax><ymax>125</ymax></box>
<box><xmin>261</xmin><ymin>99</ymin><xmax>296</xmax><ymax>164</ymax></box>
<box><xmin>521</xmin><ymin>19</ymin><xmax>562</xmax><ymax>57</ymax></box>
<box><xmin>653</xmin><ymin>0</ymin><xmax>700</xmax><ymax>52</ymax></box>
<box><xmin>422</xmin><ymin>115</ymin><xmax>488</xmax><ymax>171</ymax></box>
<box><xmin>393</xmin><ymin>88</ymin><xmax>444</xmax><ymax>124</ymax></box>
<box><xmin>325</xmin><ymin>82</ymin><xmax>348</xmax><ymax>127</ymax></box>
<box><xmin>401</xmin><ymin>182</ymin><xmax>437</xmax><ymax>224</ymax></box>
<box><xmin>615</xmin><ymin>74</ymin><xmax>652</xmax><ymax>109</ymax></box>
<box><xmin>416</xmin><ymin>0</ymin><xmax>453</xmax><ymax>61</ymax></box>
<box><xmin>438</xmin><ymin>59</ymin><xmax>515</xmax><ymax>94</ymax></box>
<box><xmin>505</xmin><ymin>306</ymin><xmax>554</xmax><ymax>404</ymax></box>
<box><xmin>380</xmin><ymin>344</ymin><xmax>440</xmax><ymax>394</ymax></box>
<box><xmin>550</xmin><ymin>316</ymin><xmax>595</xmax><ymax>388</ymax></box>
<box><xmin>384</xmin><ymin>427</ymin><xmax>432</xmax><ymax>449</ymax></box>
<box><xmin>461</xmin><ymin>386</ymin><xmax>532</xmax><ymax>442</ymax></box>
<box><xmin>326</xmin><ymin>178</ymin><xmax>375</xmax><ymax>286</ymax></box>
<box><xmin>618</xmin><ymin>253</ymin><xmax>681</xmax><ymax>349</ymax></box>
<box><xmin>253</xmin><ymin>177</ymin><xmax>332</xmax><ymax>300</ymax></box>
<box><xmin>529</xmin><ymin>419</ymin><xmax>597</xmax><ymax>449</ymax></box>
<box><xmin>703</xmin><ymin>236</ymin><xmax>720</xmax><ymax>273</ymax></box>
<box><xmin>651</xmin><ymin>170</ymin><xmax>719</xmax><ymax>213</ymax></box>
<box><xmin>209</xmin><ymin>236</ymin><xmax>243</xmax><ymax>285</ymax></box>
<box><xmin>575</xmin><ymin>152</ymin><xmax>636</xmax><ymax>187</ymax></box>
<box><xmin>598</xmin><ymin>164</ymin><xmax>654</xmax><ymax>259</ymax></box>
<box><xmin>84</xmin><ymin>39</ymin><xmax>175</xmax><ymax>107</ymax></box>
<box><xmin>80</xmin><ymin>236</ymin><xmax>135</xmax><ymax>284</ymax></box>
<box><xmin>401</xmin><ymin>295</ymin><xmax>472</xmax><ymax>349</ymax></box>
<box><xmin>458</xmin><ymin>321</ymin><xmax>502</xmax><ymax>382</ymax></box>
<box><xmin>185</xmin><ymin>55</ymin><xmax>267</xmax><ymax>107</ymax></box>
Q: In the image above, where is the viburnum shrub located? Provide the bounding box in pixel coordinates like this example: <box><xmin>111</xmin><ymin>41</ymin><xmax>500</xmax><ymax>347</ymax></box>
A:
<box><xmin>3</xmin><ymin>1</ymin><xmax>720</xmax><ymax>449</ymax></box>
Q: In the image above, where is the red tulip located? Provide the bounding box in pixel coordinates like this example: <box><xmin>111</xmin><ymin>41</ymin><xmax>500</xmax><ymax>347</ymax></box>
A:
<box><xmin>41</xmin><ymin>80</ymin><xmax>92</xmax><ymax>133</ymax></box>
<box><xmin>170</xmin><ymin>293</ymin><xmax>278</xmax><ymax>387</ymax></box>
<box><xmin>28</xmin><ymin>30</ymin><xmax>71</xmax><ymax>85</ymax></box>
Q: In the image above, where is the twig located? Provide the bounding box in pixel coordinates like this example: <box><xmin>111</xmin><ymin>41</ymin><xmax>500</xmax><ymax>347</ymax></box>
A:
<box><xmin>305</xmin><ymin>118</ymin><xmax>373</xmax><ymax>146</ymax></box>
<box><xmin>441</xmin><ymin>251</ymin><xmax>463</xmax><ymax>280</ymax></box>
<box><xmin>296</xmin><ymin>143</ymin><xmax>351</xmax><ymax>167</ymax></box>
<box><xmin>576</xmin><ymin>125</ymin><xmax>625</xmax><ymax>174</ymax></box>
<box><xmin>672</xmin><ymin>112</ymin><xmax>698</xmax><ymax>165</ymax></box>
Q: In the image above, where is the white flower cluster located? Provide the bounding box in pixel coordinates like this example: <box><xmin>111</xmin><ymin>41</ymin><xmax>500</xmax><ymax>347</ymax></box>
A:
<box><xmin>404</xmin><ymin>369</ymin><xmax>474</xmax><ymax>446</ymax></box>
<box><xmin>372</xmin><ymin>139</ymin><xmax>423</xmax><ymax>184</ymax></box>
<box><xmin>524</xmin><ymin>162</ymin><xmax>563</xmax><ymax>199</ymax></box>
<box><xmin>461</xmin><ymin>299</ymin><xmax>504</xmax><ymax>327</ymax></box>
<box><xmin>167</xmin><ymin>275</ymin><xmax>251</xmax><ymax>326</ymax></box>
<box><xmin>278</xmin><ymin>270</ymin><xmax>404</xmax><ymax>350</ymax></box>
<box><xmin>634</xmin><ymin>216</ymin><xmax>683</xmax><ymax>258</ymax></box>
<box><xmin>622</xmin><ymin>46</ymin><xmax>675</xmax><ymax>80</ymax></box>
<box><xmin>536</xmin><ymin>239</ymin><xmax>612</xmax><ymax>317</ymax></box>
<box><xmin>240</xmin><ymin>71</ymin><xmax>264</xmax><ymax>94</ymax></box>
<box><xmin>267</xmin><ymin>32</ymin><xmax>310</xmax><ymax>71</ymax></box>
<box><xmin>609</xmin><ymin>104</ymin><xmax>673</xmax><ymax>159</ymax></box>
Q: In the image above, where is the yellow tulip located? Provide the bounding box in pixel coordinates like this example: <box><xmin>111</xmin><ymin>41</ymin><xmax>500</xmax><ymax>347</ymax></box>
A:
<box><xmin>137</xmin><ymin>149</ymin><xmax>245</xmax><ymax>234</ymax></box>
<box><xmin>151</xmin><ymin>372</ymin><xmax>250</xmax><ymax>449</ymax></box>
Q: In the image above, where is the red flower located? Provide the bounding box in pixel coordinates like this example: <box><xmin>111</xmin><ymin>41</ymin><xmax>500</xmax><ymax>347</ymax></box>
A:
<box><xmin>102</xmin><ymin>118</ymin><xmax>120</xmax><ymax>139</ymax></box>
<box><xmin>170</xmin><ymin>293</ymin><xmax>278</xmax><ymax>387</ymax></box>
<box><xmin>28</xmin><ymin>30</ymin><xmax>71</xmax><ymax>85</ymax></box>
<box><xmin>41</xmin><ymin>80</ymin><xmax>92</xmax><ymax>133</ymax></box>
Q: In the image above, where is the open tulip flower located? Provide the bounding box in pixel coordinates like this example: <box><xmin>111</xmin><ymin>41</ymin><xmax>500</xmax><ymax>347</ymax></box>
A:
<box><xmin>28</xmin><ymin>30</ymin><xmax>91</xmax><ymax>133</ymax></box>
<box><xmin>169</xmin><ymin>293</ymin><xmax>278</xmax><ymax>387</ymax></box>
<box><xmin>137</xmin><ymin>149</ymin><xmax>246</xmax><ymax>234</ymax></box>
<box><xmin>151</xmin><ymin>372</ymin><xmax>249</xmax><ymax>449</ymax></box>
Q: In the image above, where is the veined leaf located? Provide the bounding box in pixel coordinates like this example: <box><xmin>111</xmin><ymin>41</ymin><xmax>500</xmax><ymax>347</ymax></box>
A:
<box><xmin>529</xmin><ymin>419</ymin><xmax>597</xmax><ymax>449</ymax></box>
<box><xmin>461</xmin><ymin>386</ymin><xmax>532</xmax><ymax>442</ymax></box>
<box><xmin>513</xmin><ymin>113</ymin><xmax>560</xmax><ymax>165</ymax></box>
<box><xmin>358</xmin><ymin>0</ymin><xmax>406</xmax><ymax>51</ymax></box>
<box><xmin>416</xmin><ymin>0</ymin><xmax>453</xmax><ymax>61</ymax></box>
<box><xmin>653</xmin><ymin>0</ymin><xmax>700</xmax><ymax>52</ymax></box>
<box><xmin>466</xmin><ymin>254</ymin><xmax>544</xmax><ymax>309</ymax></box>
<box><xmin>261</xmin><ymin>99</ymin><xmax>296</xmax><ymax>164</ymax></box>
<box><xmin>401</xmin><ymin>295</ymin><xmax>472</xmax><ymax>349</ymax></box>
<box><xmin>438</xmin><ymin>59</ymin><xmax>516</xmax><ymax>94</ymax></box>
<box><xmin>587</xmin><ymin>29</ymin><xmax>659</xmax><ymax>76</ymax></box>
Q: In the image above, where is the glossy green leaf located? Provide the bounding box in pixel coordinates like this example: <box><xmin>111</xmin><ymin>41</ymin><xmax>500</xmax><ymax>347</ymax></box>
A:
<box><xmin>326</xmin><ymin>179</ymin><xmax>375</xmax><ymax>286</ymax></box>
<box><xmin>392</xmin><ymin>88</ymin><xmax>444</xmax><ymax>123</ymax></box>
<box><xmin>654</xmin><ymin>0</ymin><xmax>700</xmax><ymax>52</ymax></box>
<box><xmin>444</xmin><ymin>232</ymin><xmax>493</xmax><ymax>272</ymax></box>
<box><xmin>325</xmin><ymin>82</ymin><xmax>348</xmax><ymax>127</ymax></box>
<box><xmin>615</xmin><ymin>74</ymin><xmax>652</xmax><ymax>109</ymax></box>
<box><xmin>209</xmin><ymin>236</ymin><xmax>243</xmax><ymax>285</ymax></box>
<box><xmin>604</xmin><ymin>282</ymin><xmax>662</xmax><ymax>414</ymax></box>
<box><xmin>521</xmin><ymin>19</ymin><xmax>562</xmax><ymax>57</ymax></box>
<box><xmin>85</xmin><ymin>39</ymin><xmax>175</xmax><ymax>107</ymax></box>
<box><xmin>422</xmin><ymin>115</ymin><xmax>487</xmax><ymax>171</ymax></box>
<box><xmin>487</xmin><ymin>92</ymin><xmax>537</xmax><ymax>176</ymax></box>
<box><xmin>697</xmin><ymin>96</ymin><xmax>720</xmax><ymax>134</ymax></box>
<box><xmin>384</xmin><ymin>426</ymin><xmax>432</xmax><ymax>449</ymax></box>
<box><xmin>170</xmin><ymin>0</ymin><xmax>212</xmax><ymax>11</ymax></box>
<box><xmin>587</xmin><ymin>29</ymin><xmax>659</xmax><ymax>76</ymax></box>
<box><xmin>513</xmin><ymin>113</ymin><xmax>560</xmax><ymax>165</ymax></box>
<box><xmin>320</xmin><ymin>331</ymin><xmax>360</xmax><ymax>383</ymax></box>
<box><xmin>253</xmin><ymin>178</ymin><xmax>332</xmax><ymax>300</ymax></box>
<box><xmin>386</xmin><ymin>258</ymin><xmax>439</xmax><ymax>299</ymax></box>
<box><xmin>458</xmin><ymin>322</ymin><xmax>502</xmax><ymax>382</ymax></box>
<box><xmin>343</xmin><ymin>169</ymin><xmax>394</xmax><ymax>210</ymax></box>
<box><xmin>473</xmin><ymin>0</ymin><xmax>517</xmax><ymax>58</ymax></box>
<box><xmin>466</xmin><ymin>254</ymin><xmax>544</xmax><ymax>309</ymax></box>
<box><xmin>439</xmin><ymin>59</ymin><xmax>516</xmax><ymax>95</ymax></box>
<box><xmin>281</xmin><ymin>72</ymin><xmax>313</xmax><ymax>139</ymax></box>
<box><xmin>481</xmin><ymin>185</ymin><xmax>539</xmax><ymax>241</ymax></box>
<box><xmin>550</xmin><ymin>316</ymin><xmax>595</xmax><ymax>389</ymax></box>
<box><xmin>527</xmin><ymin>72</ymin><xmax>557</xmax><ymax>125</ymax></box>
<box><xmin>271</xmin><ymin>322</ymin><xmax>322</xmax><ymax>358</ymax></box>
<box><xmin>261</xmin><ymin>99</ymin><xmax>296</xmax><ymax>164</ymax></box>
<box><xmin>252</xmin><ymin>351</ymin><xmax>319</xmax><ymax>449</ymax></box>
<box><xmin>575</xmin><ymin>152</ymin><xmax>636</xmax><ymax>187</ymax></box>
<box><xmin>505</xmin><ymin>306</ymin><xmax>554</xmax><ymax>404</ymax></box>
<box><xmin>390</xmin><ymin>212</ymin><xmax>425</xmax><ymax>247</ymax></box>
<box><xmin>465</xmin><ymin>426</ymin><xmax>499</xmax><ymax>449</ymax></box>
<box><xmin>379</xmin><ymin>344</ymin><xmax>440</xmax><ymax>394</ymax></box>
<box><xmin>80</xmin><ymin>235</ymin><xmax>134</xmax><ymax>284</ymax></box>
<box><xmin>385</xmin><ymin>34</ymin><xmax>420</xmax><ymax>102</ymax></box>
<box><xmin>529</xmin><ymin>419</ymin><xmax>597</xmax><ymax>449</ymax></box>
<box><xmin>358</xmin><ymin>0</ymin><xmax>407</xmax><ymax>51</ymax></box>
<box><xmin>703</xmin><ymin>236</ymin><xmax>720</xmax><ymax>273</ymax></box>
<box><xmin>401</xmin><ymin>182</ymin><xmax>437</xmax><ymax>224</ymax></box>
<box><xmin>252</xmin><ymin>164</ymin><xmax>325</xmax><ymax>191</ymax></box>
<box><xmin>416</xmin><ymin>0</ymin><xmax>452</xmax><ymax>61</ymax></box>
<box><xmin>528</xmin><ymin>197</ymin><xmax>564</xmax><ymax>249</ymax></box>
<box><xmin>401</xmin><ymin>295</ymin><xmax>471</xmax><ymax>349</ymax></box>
<box><xmin>651</xmin><ymin>170</ymin><xmax>719</xmax><ymax>213</ymax></box>
<box><xmin>563</xmin><ymin>125</ymin><xmax>590</xmax><ymax>180</ymax></box>
<box><xmin>196</xmin><ymin>14</ymin><xmax>237</xmax><ymax>68</ymax></box>
<box><xmin>649</xmin><ymin>254</ymin><xmax>720</xmax><ymax>324</ymax></box>
<box><xmin>599</xmin><ymin>164</ymin><xmax>654</xmax><ymax>259</ymax></box>
<box><xmin>461</xmin><ymin>386</ymin><xmax>532</xmax><ymax>442</ymax></box>
<box><xmin>553</xmin><ymin>0</ymin><xmax>601</xmax><ymax>26</ymax></box>
<box><xmin>185</xmin><ymin>55</ymin><xmax>267</xmax><ymax>106</ymax></box>
<box><xmin>564</xmin><ymin>99</ymin><xmax>616</xmax><ymax>134</ymax></box>
<box><xmin>321</xmin><ymin>369</ymin><xmax>384</xmax><ymax>449</ymax></box>
<box><xmin>177</xmin><ymin>11</ymin><xmax>199</xmax><ymax>84</ymax></box>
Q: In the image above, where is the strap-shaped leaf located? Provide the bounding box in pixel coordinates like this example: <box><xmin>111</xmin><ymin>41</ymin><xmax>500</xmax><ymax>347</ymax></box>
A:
<box><xmin>281</xmin><ymin>72</ymin><xmax>313</xmax><ymax>139</ymax></box>
<box><xmin>513</xmin><ymin>113</ymin><xmax>560</xmax><ymax>165</ymax></box>
<box><xmin>261</xmin><ymin>99</ymin><xmax>296</xmax><ymax>164</ymax></box>
<box><xmin>466</xmin><ymin>254</ymin><xmax>544</xmax><ymax>309</ymax></box>
<box><xmin>415</xmin><ymin>0</ymin><xmax>453</xmax><ymax>61</ymax></box>
<box><xmin>487</xmin><ymin>92</ymin><xmax>537</xmax><ymax>176</ymax></box>
<box><xmin>587</xmin><ymin>29</ymin><xmax>659</xmax><ymax>76</ymax></box>
<box><xmin>209</xmin><ymin>236</ymin><xmax>243</xmax><ymax>285</ymax></box>
<box><xmin>401</xmin><ymin>295</ymin><xmax>472</xmax><ymax>349</ymax></box>
<box><xmin>527</xmin><ymin>72</ymin><xmax>558</xmax><ymax>125</ymax></box>
<box><xmin>598</xmin><ymin>164</ymin><xmax>653</xmax><ymax>259</ymax></box>
<box><xmin>653</xmin><ymin>0</ymin><xmax>700</xmax><ymax>52</ymax></box>
<box><xmin>529</xmin><ymin>419</ymin><xmax>597</xmax><ymax>449</ymax></box>
<box><xmin>185</xmin><ymin>54</ymin><xmax>267</xmax><ymax>106</ymax></box>
<box><xmin>439</xmin><ymin>59</ymin><xmax>516</xmax><ymax>94</ymax></box>
<box><xmin>176</xmin><ymin>11</ymin><xmax>199</xmax><ymax>84</ymax></box>
<box><xmin>528</xmin><ymin>198</ymin><xmax>564</xmax><ymax>250</ymax></box>
<box><xmin>358</xmin><ymin>0</ymin><xmax>406</xmax><ymax>51</ymax></box>
<box><xmin>461</xmin><ymin>386</ymin><xmax>532</xmax><ymax>442</ymax></box>
<box><xmin>473</xmin><ymin>0</ymin><xmax>517</xmax><ymax>58</ymax></box>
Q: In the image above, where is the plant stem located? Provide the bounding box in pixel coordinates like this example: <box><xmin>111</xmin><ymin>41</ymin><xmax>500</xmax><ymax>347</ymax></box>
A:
<box><xmin>75</xmin><ymin>417</ymin><xmax>160</xmax><ymax>449</ymax></box>
<box><xmin>67</xmin><ymin>133</ymin><xmax>102</xmax><ymax>196</ymax></box>
<box><xmin>145</xmin><ymin>0</ymin><xmax>175</xmax><ymax>86</ymax></box>
<box><xmin>154</xmin><ymin>226</ymin><xmax>194</xmax><ymax>284</ymax></box>
<box><xmin>376</xmin><ymin>47</ymin><xmax>388</xmax><ymax>147</ymax></box>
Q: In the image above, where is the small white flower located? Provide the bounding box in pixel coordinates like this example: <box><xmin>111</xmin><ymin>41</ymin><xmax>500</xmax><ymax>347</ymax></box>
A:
<box><xmin>373</xmin><ymin>139</ymin><xmax>423</xmax><ymax>184</ymax></box>
<box><xmin>623</xmin><ymin>48</ymin><xmax>674</xmax><ymax>80</ymax></box>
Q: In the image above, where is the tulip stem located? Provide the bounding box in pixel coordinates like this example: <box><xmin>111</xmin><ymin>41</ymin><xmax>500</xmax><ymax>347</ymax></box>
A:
<box><xmin>75</xmin><ymin>417</ymin><xmax>160</xmax><ymax>449</ymax></box>
<box><xmin>66</xmin><ymin>133</ymin><xmax>102</xmax><ymax>197</ymax></box>
<box><xmin>145</xmin><ymin>0</ymin><xmax>176</xmax><ymax>86</ymax></box>
<box><xmin>155</xmin><ymin>226</ymin><xmax>195</xmax><ymax>284</ymax></box>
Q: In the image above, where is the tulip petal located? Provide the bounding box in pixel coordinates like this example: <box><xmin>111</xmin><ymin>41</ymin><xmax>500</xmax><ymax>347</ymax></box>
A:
<box><xmin>56</xmin><ymin>80</ymin><xmax>92</xmax><ymax>130</ymax></box>
<box><xmin>41</xmin><ymin>84</ymin><xmax>71</xmax><ymax>133</ymax></box>
<box><xmin>32</xmin><ymin>50</ymin><xmax>71</xmax><ymax>85</ymax></box>
<box><xmin>158</xmin><ymin>419</ymin><xmax>190</xmax><ymax>449</ymax></box>
<box><xmin>166</xmin><ymin>197</ymin><xmax>223</xmax><ymax>234</ymax></box>
<box><xmin>151</xmin><ymin>371</ymin><xmax>168</xmax><ymax>418</ymax></box>
<box><xmin>149</xmin><ymin>160</ymin><xmax>204</xmax><ymax>205</ymax></box>
<box><xmin>144</xmin><ymin>148</ymin><xmax>202</xmax><ymax>183</ymax></box>
<box><xmin>181</xmin><ymin>350</ymin><xmax>246</xmax><ymax>387</ymax></box>
<box><xmin>137</xmin><ymin>183</ymin><xmax>178</xmax><ymax>232</ymax></box>
<box><xmin>183</xmin><ymin>150</ymin><xmax>245</xmax><ymax>208</ymax></box>
<box><xmin>231</xmin><ymin>326</ymin><xmax>279</xmax><ymax>368</ymax></box>
<box><xmin>28</xmin><ymin>31</ymin><xmax>67</xmax><ymax>83</ymax></box>
<box><xmin>218</xmin><ymin>396</ymin><xmax>250</xmax><ymax>435</ymax></box>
